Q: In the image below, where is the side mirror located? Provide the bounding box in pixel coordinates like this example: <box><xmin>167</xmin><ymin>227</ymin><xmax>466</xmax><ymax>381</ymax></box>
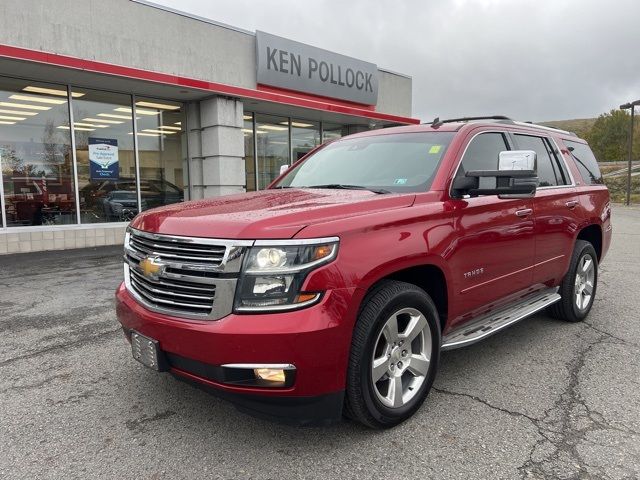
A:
<box><xmin>279</xmin><ymin>164</ymin><xmax>289</xmax><ymax>175</ymax></box>
<box><xmin>452</xmin><ymin>150</ymin><xmax>538</xmax><ymax>199</ymax></box>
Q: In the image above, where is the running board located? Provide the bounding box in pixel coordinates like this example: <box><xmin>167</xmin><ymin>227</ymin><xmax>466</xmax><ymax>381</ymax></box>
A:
<box><xmin>441</xmin><ymin>287</ymin><xmax>560</xmax><ymax>351</ymax></box>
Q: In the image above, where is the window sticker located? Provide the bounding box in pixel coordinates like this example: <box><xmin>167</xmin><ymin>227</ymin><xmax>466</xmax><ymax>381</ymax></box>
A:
<box><xmin>429</xmin><ymin>145</ymin><xmax>442</xmax><ymax>154</ymax></box>
<box><xmin>394</xmin><ymin>178</ymin><xmax>408</xmax><ymax>185</ymax></box>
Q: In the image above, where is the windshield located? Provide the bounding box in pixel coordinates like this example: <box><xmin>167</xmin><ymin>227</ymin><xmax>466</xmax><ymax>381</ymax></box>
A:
<box><xmin>274</xmin><ymin>132</ymin><xmax>454</xmax><ymax>193</ymax></box>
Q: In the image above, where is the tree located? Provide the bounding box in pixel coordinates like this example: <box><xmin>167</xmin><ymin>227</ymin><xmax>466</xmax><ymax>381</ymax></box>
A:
<box><xmin>586</xmin><ymin>109</ymin><xmax>640</xmax><ymax>162</ymax></box>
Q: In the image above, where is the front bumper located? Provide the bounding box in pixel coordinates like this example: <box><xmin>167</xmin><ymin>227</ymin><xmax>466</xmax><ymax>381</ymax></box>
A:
<box><xmin>115</xmin><ymin>283</ymin><xmax>358</xmax><ymax>424</ymax></box>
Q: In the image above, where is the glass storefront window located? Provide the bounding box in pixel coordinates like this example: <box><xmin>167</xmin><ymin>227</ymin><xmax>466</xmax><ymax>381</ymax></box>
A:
<box><xmin>291</xmin><ymin>119</ymin><xmax>320</xmax><ymax>162</ymax></box>
<box><xmin>72</xmin><ymin>88</ymin><xmax>137</xmax><ymax>223</ymax></box>
<box><xmin>321</xmin><ymin>122</ymin><xmax>347</xmax><ymax>143</ymax></box>
<box><xmin>0</xmin><ymin>78</ymin><xmax>76</xmax><ymax>227</ymax></box>
<box><xmin>243</xmin><ymin>113</ymin><xmax>256</xmax><ymax>192</ymax></box>
<box><xmin>256</xmin><ymin>114</ymin><xmax>289</xmax><ymax>190</ymax></box>
<box><xmin>134</xmin><ymin>98</ymin><xmax>186</xmax><ymax>211</ymax></box>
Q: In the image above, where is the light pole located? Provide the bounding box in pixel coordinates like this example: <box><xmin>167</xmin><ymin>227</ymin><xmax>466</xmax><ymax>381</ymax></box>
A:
<box><xmin>620</xmin><ymin>100</ymin><xmax>640</xmax><ymax>206</ymax></box>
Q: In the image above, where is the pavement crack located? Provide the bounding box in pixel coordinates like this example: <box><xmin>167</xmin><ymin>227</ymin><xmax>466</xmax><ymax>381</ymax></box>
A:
<box><xmin>0</xmin><ymin>327</ymin><xmax>122</xmax><ymax>367</ymax></box>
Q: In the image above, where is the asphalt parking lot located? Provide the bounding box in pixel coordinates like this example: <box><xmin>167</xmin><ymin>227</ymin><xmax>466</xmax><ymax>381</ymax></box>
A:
<box><xmin>1</xmin><ymin>207</ymin><xmax>639</xmax><ymax>480</ymax></box>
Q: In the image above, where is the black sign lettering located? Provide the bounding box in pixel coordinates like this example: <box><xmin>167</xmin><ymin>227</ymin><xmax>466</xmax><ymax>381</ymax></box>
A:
<box><xmin>279</xmin><ymin>50</ymin><xmax>289</xmax><ymax>73</ymax></box>
<box><xmin>319</xmin><ymin>61</ymin><xmax>329</xmax><ymax>82</ymax></box>
<box><xmin>355</xmin><ymin>71</ymin><xmax>364</xmax><ymax>90</ymax></box>
<box><xmin>365</xmin><ymin>73</ymin><xmax>372</xmax><ymax>92</ymax></box>
<box><xmin>345</xmin><ymin>68</ymin><xmax>354</xmax><ymax>88</ymax></box>
<box><xmin>267</xmin><ymin>46</ymin><xmax>278</xmax><ymax>71</ymax></box>
<box><xmin>308</xmin><ymin>58</ymin><xmax>318</xmax><ymax>79</ymax></box>
<box><xmin>291</xmin><ymin>53</ymin><xmax>301</xmax><ymax>76</ymax></box>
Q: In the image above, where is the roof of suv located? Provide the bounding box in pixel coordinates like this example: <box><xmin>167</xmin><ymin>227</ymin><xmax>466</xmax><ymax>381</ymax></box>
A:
<box><xmin>349</xmin><ymin>116</ymin><xmax>584</xmax><ymax>143</ymax></box>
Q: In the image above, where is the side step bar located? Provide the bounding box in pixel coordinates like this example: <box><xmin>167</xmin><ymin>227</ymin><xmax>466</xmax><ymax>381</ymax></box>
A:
<box><xmin>441</xmin><ymin>287</ymin><xmax>561</xmax><ymax>351</ymax></box>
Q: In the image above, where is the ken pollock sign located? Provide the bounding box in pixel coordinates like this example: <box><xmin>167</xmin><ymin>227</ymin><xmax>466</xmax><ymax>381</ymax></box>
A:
<box><xmin>256</xmin><ymin>31</ymin><xmax>378</xmax><ymax>105</ymax></box>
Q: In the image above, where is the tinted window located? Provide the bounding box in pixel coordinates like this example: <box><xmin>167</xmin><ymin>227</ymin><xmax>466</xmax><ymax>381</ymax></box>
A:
<box><xmin>564</xmin><ymin>140</ymin><xmax>603</xmax><ymax>185</ymax></box>
<box><xmin>458</xmin><ymin>133</ymin><xmax>508</xmax><ymax>175</ymax></box>
<box><xmin>514</xmin><ymin>134</ymin><xmax>568</xmax><ymax>187</ymax></box>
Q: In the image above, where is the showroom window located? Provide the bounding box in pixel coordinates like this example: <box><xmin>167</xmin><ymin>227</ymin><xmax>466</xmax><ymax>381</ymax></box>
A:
<box><xmin>72</xmin><ymin>88</ymin><xmax>136</xmax><ymax>223</ymax></box>
<box><xmin>255</xmin><ymin>113</ymin><xmax>290</xmax><ymax>190</ymax></box>
<box><xmin>243</xmin><ymin>113</ymin><xmax>256</xmax><ymax>192</ymax></box>
<box><xmin>321</xmin><ymin>122</ymin><xmax>347</xmax><ymax>143</ymax></box>
<box><xmin>134</xmin><ymin>97</ymin><xmax>186</xmax><ymax>211</ymax></box>
<box><xmin>0</xmin><ymin>78</ymin><xmax>76</xmax><ymax>227</ymax></box>
<box><xmin>291</xmin><ymin>119</ymin><xmax>320</xmax><ymax>162</ymax></box>
<box><xmin>0</xmin><ymin>75</ymin><xmax>187</xmax><ymax>228</ymax></box>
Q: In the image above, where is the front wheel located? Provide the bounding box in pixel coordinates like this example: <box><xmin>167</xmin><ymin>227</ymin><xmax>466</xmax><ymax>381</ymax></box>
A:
<box><xmin>344</xmin><ymin>280</ymin><xmax>441</xmax><ymax>428</ymax></box>
<box><xmin>549</xmin><ymin>240</ymin><xmax>598</xmax><ymax>322</ymax></box>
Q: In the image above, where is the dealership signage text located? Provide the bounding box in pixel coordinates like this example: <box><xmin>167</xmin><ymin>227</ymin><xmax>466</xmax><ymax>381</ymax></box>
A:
<box><xmin>256</xmin><ymin>31</ymin><xmax>378</xmax><ymax>105</ymax></box>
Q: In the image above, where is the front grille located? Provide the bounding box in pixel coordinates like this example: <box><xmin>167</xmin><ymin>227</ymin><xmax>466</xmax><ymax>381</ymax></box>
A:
<box><xmin>128</xmin><ymin>229</ymin><xmax>226</xmax><ymax>266</ymax></box>
<box><xmin>124</xmin><ymin>229</ymin><xmax>250</xmax><ymax>320</ymax></box>
<box><xmin>128</xmin><ymin>266</ymin><xmax>216</xmax><ymax>315</ymax></box>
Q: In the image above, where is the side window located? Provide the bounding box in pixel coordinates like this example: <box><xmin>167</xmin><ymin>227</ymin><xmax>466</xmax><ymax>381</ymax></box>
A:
<box><xmin>514</xmin><ymin>134</ymin><xmax>567</xmax><ymax>187</ymax></box>
<box><xmin>563</xmin><ymin>140</ymin><xmax>604</xmax><ymax>185</ymax></box>
<box><xmin>458</xmin><ymin>132</ymin><xmax>509</xmax><ymax>176</ymax></box>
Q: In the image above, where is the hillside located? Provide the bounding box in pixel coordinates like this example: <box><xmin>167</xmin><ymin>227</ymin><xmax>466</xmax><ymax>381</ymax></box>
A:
<box><xmin>539</xmin><ymin>118</ymin><xmax>596</xmax><ymax>137</ymax></box>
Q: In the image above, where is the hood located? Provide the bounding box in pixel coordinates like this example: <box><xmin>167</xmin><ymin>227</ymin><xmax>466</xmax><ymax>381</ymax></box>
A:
<box><xmin>130</xmin><ymin>188</ymin><xmax>416</xmax><ymax>239</ymax></box>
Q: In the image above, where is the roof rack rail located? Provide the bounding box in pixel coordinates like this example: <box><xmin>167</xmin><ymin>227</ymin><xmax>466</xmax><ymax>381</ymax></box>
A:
<box><xmin>515</xmin><ymin>121</ymin><xmax>576</xmax><ymax>136</ymax></box>
<box><xmin>427</xmin><ymin>116</ymin><xmax>514</xmax><ymax>128</ymax></box>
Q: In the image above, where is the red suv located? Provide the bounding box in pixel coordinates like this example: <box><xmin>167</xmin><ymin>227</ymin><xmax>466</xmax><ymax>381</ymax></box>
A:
<box><xmin>116</xmin><ymin>116</ymin><xmax>612</xmax><ymax>428</ymax></box>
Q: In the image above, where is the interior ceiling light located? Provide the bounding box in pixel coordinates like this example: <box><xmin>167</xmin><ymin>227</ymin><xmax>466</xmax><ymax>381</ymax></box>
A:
<box><xmin>74</xmin><ymin>122</ymin><xmax>107</xmax><ymax>128</ymax></box>
<box><xmin>0</xmin><ymin>114</ymin><xmax>26</xmax><ymax>121</ymax></box>
<box><xmin>243</xmin><ymin>115</ymin><xmax>252</xmax><ymax>120</ymax></box>
<box><xmin>115</xmin><ymin>107</ymin><xmax>158</xmax><ymax>116</ymax></box>
<box><xmin>0</xmin><ymin>120</ymin><xmax>16</xmax><ymax>125</ymax></box>
<box><xmin>9</xmin><ymin>94</ymin><xmax>67</xmax><ymax>105</ymax></box>
<box><xmin>129</xmin><ymin>132</ymin><xmax>160</xmax><ymax>137</ymax></box>
<box><xmin>259</xmin><ymin>125</ymin><xmax>288</xmax><ymax>131</ymax></box>
<box><xmin>157</xmin><ymin>125</ymin><xmax>181</xmax><ymax>131</ymax></box>
<box><xmin>283</xmin><ymin>121</ymin><xmax>314</xmax><ymax>128</ymax></box>
<box><xmin>142</xmin><ymin>129</ymin><xmax>174</xmax><ymax>134</ymax></box>
<box><xmin>97</xmin><ymin>113</ymin><xmax>132</xmax><ymax>120</ymax></box>
<box><xmin>58</xmin><ymin>125</ymin><xmax>95</xmax><ymax>131</ymax></box>
<box><xmin>0</xmin><ymin>108</ymin><xmax>38</xmax><ymax>116</ymax></box>
<box><xmin>0</xmin><ymin>102</ymin><xmax>51</xmax><ymax>111</ymax></box>
<box><xmin>174</xmin><ymin>122</ymin><xmax>181</xmax><ymax>125</ymax></box>
<box><xmin>135</xmin><ymin>101</ymin><xmax>180</xmax><ymax>110</ymax></box>
<box><xmin>84</xmin><ymin>117</ymin><xmax>123</xmax><ymax>124</ymax></box>
<box><xmin>23</xmin><ymin>86</ymin><xmax>84</xmax><ymax>98</ymax></box>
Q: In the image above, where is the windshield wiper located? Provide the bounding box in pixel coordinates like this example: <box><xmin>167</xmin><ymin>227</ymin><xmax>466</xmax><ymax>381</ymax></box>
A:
<box><xmin>304</xmin><ymin>184</ymin><xmax>391</xmax><ymax>194</ymax></box>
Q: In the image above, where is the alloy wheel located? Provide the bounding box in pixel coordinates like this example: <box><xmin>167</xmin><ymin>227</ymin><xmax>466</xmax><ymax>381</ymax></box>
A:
<box><xmin>371</xmin><ymin>307</ymin><xmax>432</xmax><ymax>409</ymax></box>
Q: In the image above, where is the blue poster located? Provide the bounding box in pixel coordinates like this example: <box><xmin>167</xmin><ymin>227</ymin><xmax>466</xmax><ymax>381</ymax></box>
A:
<box><xmin>89</xmin><ymin>138</ymin><xmax>119</xmax><ymax>181</ymax></box>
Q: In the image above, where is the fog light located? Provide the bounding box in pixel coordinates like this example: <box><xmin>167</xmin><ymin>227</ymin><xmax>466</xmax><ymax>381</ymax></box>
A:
<box><xmin>254</xmin><ymin>368</ymin><xmax>286</xmax><ymax>383</ymax></box>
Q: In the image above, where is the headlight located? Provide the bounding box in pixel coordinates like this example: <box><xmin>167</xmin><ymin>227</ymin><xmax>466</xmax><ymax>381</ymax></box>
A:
<box><xmin>234</xmin><ymin>237</ymin><xmax>339</xmax><ymax>312</ymax></box>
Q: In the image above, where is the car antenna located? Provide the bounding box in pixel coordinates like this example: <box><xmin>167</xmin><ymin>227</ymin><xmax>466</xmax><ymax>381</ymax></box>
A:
<box><xmin>431</xmin><ymin>117</ymin><xmax>443</xmax><ymax>128</ymax></box>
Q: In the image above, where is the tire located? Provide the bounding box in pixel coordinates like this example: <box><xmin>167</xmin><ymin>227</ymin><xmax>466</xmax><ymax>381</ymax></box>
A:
<box><xmin>344</xmin><ymin>280</ymin><xmax>441</xmax><ymax>428</ymax></box>
<box><xmin>548</xmin><ymin>240</ymin><xmax>598</xmax><ymax>322</ymax></box>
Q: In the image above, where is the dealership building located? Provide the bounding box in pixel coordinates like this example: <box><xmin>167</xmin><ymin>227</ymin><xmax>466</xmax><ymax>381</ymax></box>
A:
<box><xmin>0</xmin><ymin>0</ymin><xmax>417</xmax><ymax>254</ymax></box>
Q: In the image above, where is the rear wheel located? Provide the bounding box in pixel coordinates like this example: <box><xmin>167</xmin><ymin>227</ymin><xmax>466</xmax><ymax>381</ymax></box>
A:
<box><xmin>549</xmin><ymin>240</ymin><xmax>598</xmax><ymax>322</ymax></box>
<box><xmin>345</xmin><ymin>280</ymin><xmax>440</xmax><ymax>428</ymax></box>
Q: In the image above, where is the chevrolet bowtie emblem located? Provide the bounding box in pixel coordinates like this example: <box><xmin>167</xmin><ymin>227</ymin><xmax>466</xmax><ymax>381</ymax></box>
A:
<box><xmin>139</xmin><ymin>256</ymin><xmax>164</xmax><ymax>280</ymax></box>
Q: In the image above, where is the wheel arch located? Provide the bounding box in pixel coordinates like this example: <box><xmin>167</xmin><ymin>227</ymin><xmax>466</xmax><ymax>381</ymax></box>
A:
<box><xmin>357</xmin><ymin>262</ymin><xmax>450</xmax><ymax>334</ymax></box>
<box><xmin>576</xmin><ymin>223</ymin><xmax>603</xmax><ymax>260</ymax></box>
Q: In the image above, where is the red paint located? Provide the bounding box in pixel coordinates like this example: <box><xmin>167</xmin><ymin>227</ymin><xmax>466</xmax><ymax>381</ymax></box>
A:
<box><xmin>0</xmin><ymin>43</ymin><xmax>420</xmax><ymax>125</ymax></box>
<box><xmin>116</xmin><ymin>121</ymin><xmax>612</xmax><ymax>416</ymax></box>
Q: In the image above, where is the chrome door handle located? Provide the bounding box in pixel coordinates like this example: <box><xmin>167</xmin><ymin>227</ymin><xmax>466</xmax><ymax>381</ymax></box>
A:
<box><xmin>566</xmin><ymin>200</ymin><xmax>579</xmax><ymax>209</ymax></box>
<box><xmin>515</xmin><ymin>208</ymin><xmax>533</xmax><ymax>217</ymax></box>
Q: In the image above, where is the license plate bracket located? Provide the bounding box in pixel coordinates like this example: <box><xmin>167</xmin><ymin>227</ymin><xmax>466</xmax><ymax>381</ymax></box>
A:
<box><xmin>130</xmin><ymin>330</ymin><xmax>167</xmax><ymax>371</ymax></box>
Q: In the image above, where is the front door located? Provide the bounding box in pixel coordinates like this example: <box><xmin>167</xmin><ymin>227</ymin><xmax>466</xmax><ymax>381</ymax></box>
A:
<box><xmin>446</xmin><ymin>131</ymin><xmax>536</xmax><ymax>330</ymax></box>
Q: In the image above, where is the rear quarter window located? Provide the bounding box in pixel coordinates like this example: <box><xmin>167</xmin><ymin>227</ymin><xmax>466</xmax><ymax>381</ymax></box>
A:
<box><xmin>563</xmin><ymin>140</ymin><xmax>604</xmax><ymax>185</ymax></box>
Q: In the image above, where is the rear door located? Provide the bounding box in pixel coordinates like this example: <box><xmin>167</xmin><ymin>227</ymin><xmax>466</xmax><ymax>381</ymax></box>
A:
<box><xmin>512</xmin><ymin>133</ymin><xmax>579</xmax><ymax>285</ymax></box>
<box><xmin>447</xmin><ymin>130</ymin><xmax>536</xmax><ymax>329</ymax></box>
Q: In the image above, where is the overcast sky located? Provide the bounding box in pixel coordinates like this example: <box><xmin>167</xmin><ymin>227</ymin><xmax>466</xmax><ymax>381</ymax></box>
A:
<box><xmin>158</xmin><ymin>0</ymin><xmax>640</xmax><ymax>122</ymax></box>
